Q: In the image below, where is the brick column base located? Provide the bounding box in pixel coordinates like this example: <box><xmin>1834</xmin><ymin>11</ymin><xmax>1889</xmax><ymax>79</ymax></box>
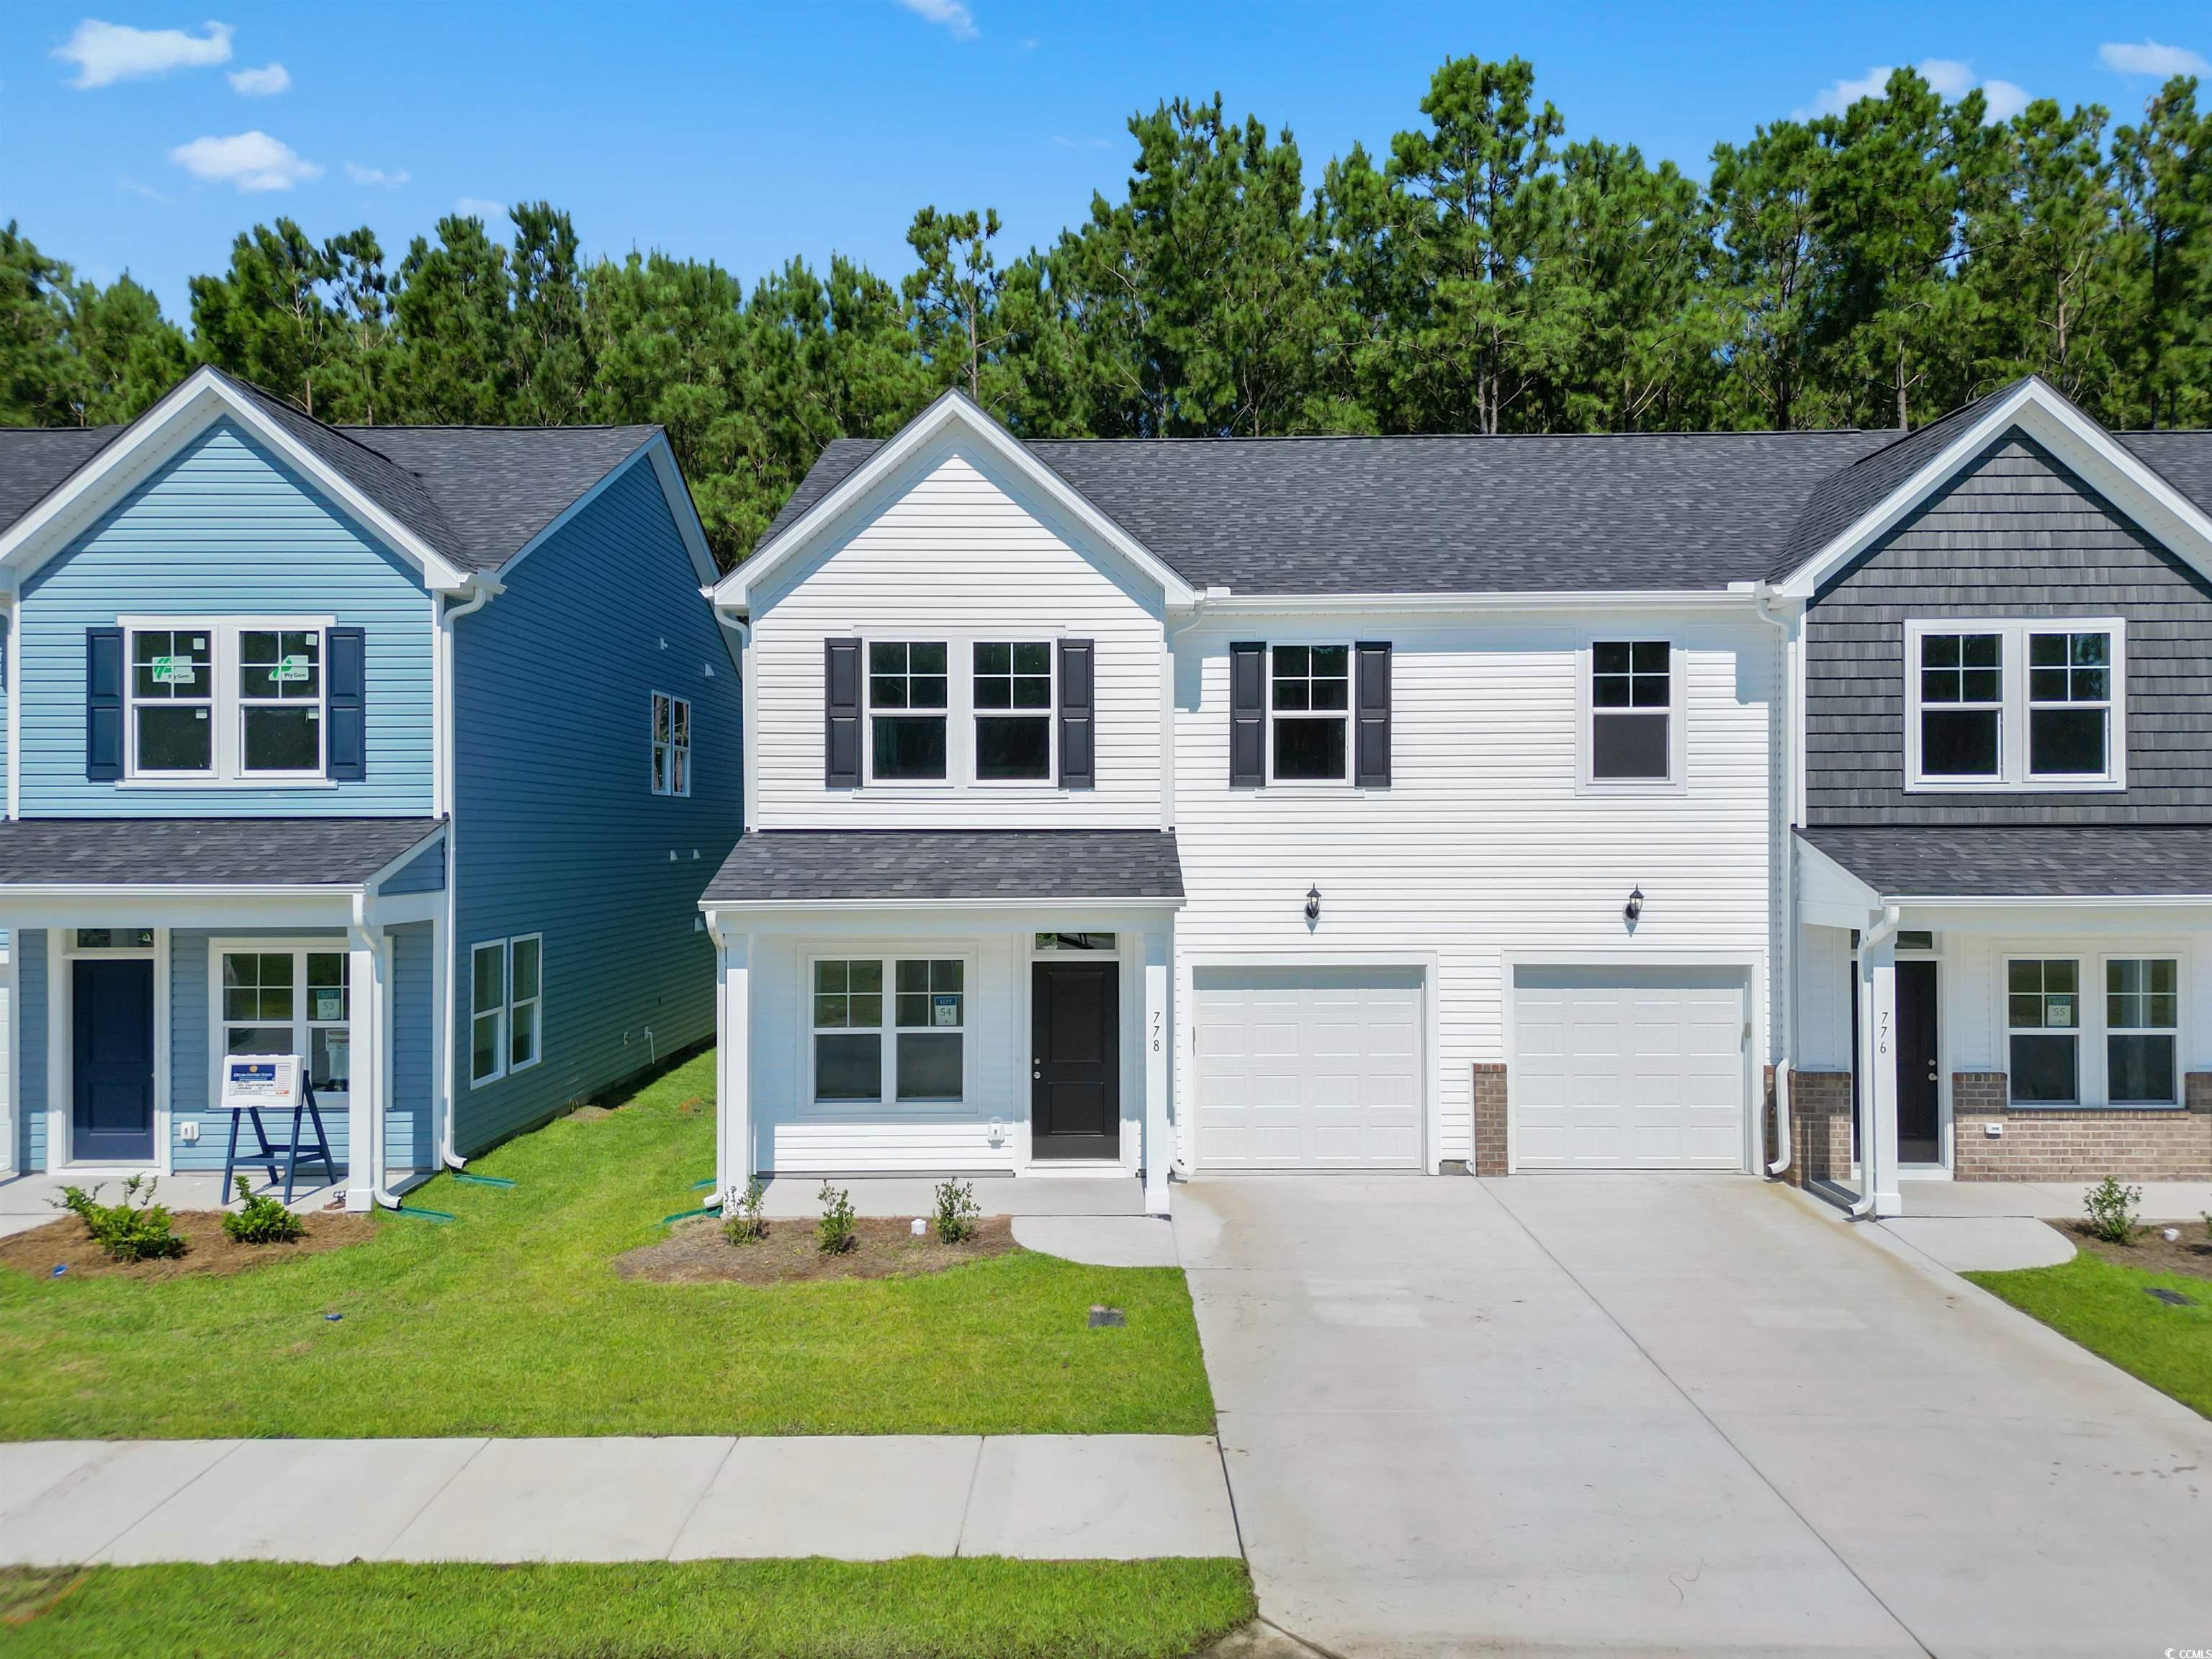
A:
<box><xmin>1953</xmin><ymin>1069</ymin><xmax>2212</xmax><ymax>1181</ymax></box>
<box><xmin>1473</xmin><ymin>1064</ymin><xmax>1507</xmax><ymax>1177</ymax></box>
<box><xmin>1785</xmin><ymin>1070</ymin><xmax>1853</xmax><ymax>1187</ymax></box>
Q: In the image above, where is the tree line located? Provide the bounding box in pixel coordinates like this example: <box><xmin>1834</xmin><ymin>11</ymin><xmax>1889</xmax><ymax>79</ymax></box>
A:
<box><xmin>5</xmin><ymin>56</ymin><xmax>2212</xmax><ymax>567</ymax></box>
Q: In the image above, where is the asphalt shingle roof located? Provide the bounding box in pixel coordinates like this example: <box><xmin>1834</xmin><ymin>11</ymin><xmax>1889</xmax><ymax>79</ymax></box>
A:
<box><xmin>703</xmin><ymin>830</ymin><xmax>1184</xmax><ymax>904</ymax></box>
<box><xmin>0</xmin><ymin>817</ymin><xmax>446</xmax><ymax>887</ymax></box>
<box><xmin>1797</xmin><ymin>825</ymin><xmax>2212</xmax><ymax>899</ymax></box>
<box><xmin>0</xmin><ymin>370</ymin><xmax>662</xmax><ymax>575</ymax></box>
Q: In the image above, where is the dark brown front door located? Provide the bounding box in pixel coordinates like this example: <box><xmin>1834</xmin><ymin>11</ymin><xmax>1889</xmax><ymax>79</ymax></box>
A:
<box><xmin>1895</xmin><ymin>961</ymin><xmax>1941</xmax><ymax>1164</ymax></box>
<box><xmin>1031</xmin><ymin>961</ymin><xmax>1120</xmax><ymax>1159</ymax></box>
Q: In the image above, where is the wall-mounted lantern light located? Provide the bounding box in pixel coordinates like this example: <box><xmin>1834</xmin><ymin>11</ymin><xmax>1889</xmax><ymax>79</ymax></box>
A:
<box><xmin>1305</xmin><ymin>885</ymin><xmax>1322</xmax><ymax>923</ymax></box>
<box><xmin>1624</xmin><ymin>886</ymin><xmax>1645</xmax><ymax>925</ymax></box>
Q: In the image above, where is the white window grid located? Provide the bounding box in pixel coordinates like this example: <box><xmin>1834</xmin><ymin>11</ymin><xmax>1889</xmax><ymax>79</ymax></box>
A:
<box><xmin>120</xmin><ymin>616</ymin><xmax>333</xmax><ymax>785</ymax></box>
<box><xmin>2001</xmin><ymin>950</ymin><xmax>2185</xmax><ymax>1108</ymax></box>
<box><xmin>1904</xmin><ymin>619</ymin><xmax>2127</xmax><ymax>791</ymax></box>
<box><xmin>1267</xmin><ymin>643</ymin><xmax>1352</xmax><ymax>783</ymax></box>
<box><xmin>806</xmin><ymin>953</ymin><xmax>969</xmax><ymax>1106</ymax></box>
<box><xmin>652</xmin><ymin>692</ymin><xmax>691</xmax><ymax>797</ymax></box>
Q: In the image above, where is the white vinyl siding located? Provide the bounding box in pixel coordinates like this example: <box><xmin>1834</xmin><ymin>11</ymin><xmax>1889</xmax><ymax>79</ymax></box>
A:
<box><xmin>747</xmin><ymin>445</ymin><xmax>1164</xmax><ymax>827</ymax></box>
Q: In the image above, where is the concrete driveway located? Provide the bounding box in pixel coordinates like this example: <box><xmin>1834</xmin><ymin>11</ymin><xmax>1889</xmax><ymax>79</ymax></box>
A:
<box><xmin>1176</xmin><ymin>1172</ymin><xmax>2211</xmax><ymax>1658</ymax></box>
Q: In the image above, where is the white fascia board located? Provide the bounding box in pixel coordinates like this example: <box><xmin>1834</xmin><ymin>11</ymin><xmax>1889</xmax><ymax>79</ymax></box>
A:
<box><xmin>1776</xmin><ymin>377</ymin><xmax>2212</xmax><ymax>598</ymax></box>
<box><xmin>1194</xmin><ymin>588</ymin><xmax>1762</xmax><ymax>618</ymax></box>
<box><xmin>361</xmin><ymin>824</ymin><xmax>450</xmax><ymax>892</ymax></box>
<box><xmin>0</xmin><ymin>368</ymin><xmax>473</xmax><ymax>593</ymax></box>
<box><xmin>1793</xmin><ymin>835</ymin><xmax>1884</xmax><ymax>923</ymax></box>
<box><xmin>1884</xmin><ymin>892</ymin><xmax>2212</xmax><ymax>909</ymax></box>
<box><xmin>702</xmin><ymin>894</ymin><xmax>1185</xmax><ymax>914</ymax></box>
<box><xmin>714</xmin><ymin>390</ymin><xmax>1196</xmax><ymax>611</ymax></box>
<box><xmin>0</xmin><ymin>887</ymin><xmax>363</xmax><ymax>930</ymax></box>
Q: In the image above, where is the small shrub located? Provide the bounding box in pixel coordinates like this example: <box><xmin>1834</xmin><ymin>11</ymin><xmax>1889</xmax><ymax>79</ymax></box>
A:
<box><xmin>723</xmin><ymin>1178</ymin><xmax>768</xmax><ymax>1244</ymax></box>
<box><xmin>52</xmin><ymin>1176</ymin><xmax>184</xmax><ymax>1262</ymax></box>
<box><xmin>222</xmin><ymin>1176</ymin><xmax>305</xmax><ymax>1245</ymax></box>
<box><xmin>816</xmin><ymin>1182</ymin><xmax>858</xmax><ymax>1255</ymax></box>
<box><xmin>933</xmin><ymin>1178</ymin><xmax>981</xmax><ymax>1244</ymax></box>
<box><xmin>2082</xmin><ymin>1177</ymin><xmax>2142</xmax><ymax>1244</ymax></box>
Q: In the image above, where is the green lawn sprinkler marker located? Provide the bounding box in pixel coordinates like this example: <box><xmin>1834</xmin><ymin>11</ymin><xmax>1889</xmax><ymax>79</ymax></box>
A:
<box><xmin>392</xmin><ymin>1203</ymin><xmax>456</xmax><ymax>1223</ymax></box>
<box><xmin>451</xmin><ymin>1172</ymin><xmax>517</xmax><ymax>1189</ymax></box>
<box><xmin>660</xmin><ymin>1203</ymin><xmax>720</xmax><ymax>1225</ymax></box>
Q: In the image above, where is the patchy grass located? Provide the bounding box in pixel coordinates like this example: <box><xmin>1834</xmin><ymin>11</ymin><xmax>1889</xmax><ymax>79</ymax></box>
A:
<box><xmin>0</xmin><ymin>1049</ymin><xmax>1214</xmax><ymax>1439</ymax></box>
<box><xmin>1967</xmin><ymin>1248</ymin><xmax>2212</xmax><ymax>1419</ymax></box>
<box><xmin>0</xmin><ymin>1558</ymin><xmax>1257</xmax><ymax>1659</ymax></box>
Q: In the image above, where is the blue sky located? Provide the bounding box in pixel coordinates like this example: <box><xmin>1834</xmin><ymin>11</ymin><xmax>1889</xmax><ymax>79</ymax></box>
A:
<box><xmin>4</xmin><ymin>1</ymin><xmax>2211</xmax><ymax>323</ymax></box>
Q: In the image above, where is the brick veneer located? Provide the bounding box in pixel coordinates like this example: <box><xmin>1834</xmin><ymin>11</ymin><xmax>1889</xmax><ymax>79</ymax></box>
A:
<box><xmin>1951</xmin><ymin>1070</ymin><xmax>2212</xmax><ymax>1182</ymax></box>
<box><xmin>1472</xmin><ymin>1064</ymin><xmax>1507</xmax><ymax>1176</ymax></box>
<box><xmin>1784</xmin><ymin>1069</ymin><xmax>1853</xmax><ymax>1187</ymax></box>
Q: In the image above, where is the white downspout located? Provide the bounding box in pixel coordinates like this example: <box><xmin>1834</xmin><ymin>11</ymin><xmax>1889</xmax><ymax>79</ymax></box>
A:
<box><xmin>1754</xmin><ymin>583</ymin><xmax>1796</xmax><ymax>1177</ymax></box>
<box><xmin>714</xmin><ymin>607</ymin><xmax>752</xmax><ymax>835</ymax></box>
<box><xmin>436</xmin><ymin>576</ymin><xmax>500</xmax><ymax>1172</ymax></box>
<box><xmin>1849</xmin><ymin>904</ymin><xmax>1902</xmax><ymax>1218</ymax></box>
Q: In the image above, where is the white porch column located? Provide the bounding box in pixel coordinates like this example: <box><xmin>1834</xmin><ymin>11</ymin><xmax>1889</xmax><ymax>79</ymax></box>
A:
<box><xmin>345</xmin><ymin>926</ymin><xmax>387</xmax><ymax>1212</ymax></box>
<box><xmin>1142</xmin><ymin>926</ymin><xmax>1171</xmax><ymax>1216</ymax></box>
<box><xmin>1858</xmin><ymin>932</ymin><xmax>1902</xmax><ymax>1218</ymax></box>
<box><xmin>716</xmin><ymin>929</ymin><xmax>752</xmax><ymax>1205</ymax></box>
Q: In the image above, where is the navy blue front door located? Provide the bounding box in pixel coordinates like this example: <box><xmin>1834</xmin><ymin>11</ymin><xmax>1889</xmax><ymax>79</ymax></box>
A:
<box><xmin>73</xmin><ymin>958</ymin><xmax>156</xmax><ymax>1163</ymax></box>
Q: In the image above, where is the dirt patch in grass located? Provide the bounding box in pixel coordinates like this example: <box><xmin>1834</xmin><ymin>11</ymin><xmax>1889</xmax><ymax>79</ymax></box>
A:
<box><xmin>2054</xmin><ymin>1220</ymin><xmax>2212</xmax><ymax>1283</ymax></box>
<box><xmin>615</xmin><ymin>1214</ymin><xmax>1020</xmax><ymax>1285</ymax></box>
<box><xmin>0</xmin><ymin>1210</ymin><xmax>374</xmax><ymax>1282</ymax></box>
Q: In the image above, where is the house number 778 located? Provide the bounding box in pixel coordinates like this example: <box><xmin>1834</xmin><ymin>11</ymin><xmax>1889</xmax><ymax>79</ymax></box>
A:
<box><xmin>1151</xmin><ymin>1012</ymin><xmax>1162</xmax><ymax>1054</ymax></box>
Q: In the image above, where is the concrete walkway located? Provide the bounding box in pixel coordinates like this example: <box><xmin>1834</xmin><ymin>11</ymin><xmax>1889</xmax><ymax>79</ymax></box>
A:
<box><xmin>1178</xmin><ymin>1172</ymin><xmax>2212</xmax><ymax>1659</ymax></box>
<box><xmin>0</xmin><ymin>1434</ymin><xmax>1238</xmax><ymax>1566</ymax></box>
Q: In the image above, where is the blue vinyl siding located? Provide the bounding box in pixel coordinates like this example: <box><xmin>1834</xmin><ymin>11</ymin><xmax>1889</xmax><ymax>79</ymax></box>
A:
<box><xmin>19</xmin><ymin>930</ymin><xmax>45</xmax><ymax>1170</ymax></box>
<box><xmin>17</xmin><ymin>420</ymin><xmax>435</xmax><ymax>815</ymax></box>
<box><xmin>379</xmin><ymin>837</ymin><xmax>447</xmax><ymax>895</ymax></box>
<box><xmin>390</xmin><ymin>923</ymin><xmax>434</xmax><ymax>1169</ymax></box>
<box><xmin>451</xmin><ymin>449</ymin><xmax>739</xmax><ymax>1149</ymax></box>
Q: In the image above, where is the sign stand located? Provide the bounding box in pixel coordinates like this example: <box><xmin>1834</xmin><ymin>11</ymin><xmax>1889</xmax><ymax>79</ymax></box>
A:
<box><xmin>219</xmin><ymin>1055</ymin><xmax>339</xmax><ymax>1206</ymax></box>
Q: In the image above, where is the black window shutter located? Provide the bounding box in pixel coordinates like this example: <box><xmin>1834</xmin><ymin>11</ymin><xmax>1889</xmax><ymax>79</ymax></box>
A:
<box><xmin>824</xmin><ymin>637</ymin><xmax>862</xmax><ymax>787</ymax></box>
<box><xmin>1058</xmin><ymin>637</ymin><xmax>1095</xmax><ymax>789</ymax></box>
<box><xmin>326</xmin><ymin>626</ymin><xmax>367</xmax><ymax>781</ymax></box>
<box><xmin>1229</xmin><ymin>640</ymin><xmax>1267</xmax><ymax>787</ymax></box>
<box><xmin>86</xmin><ymin>626</ymin><xmax>124</xmax><ymax>781</ymax></box>
<box><xmin>1354</xmin><ymin>641</ymin><xmax>1392</xmax><ymax>788</ymax></box>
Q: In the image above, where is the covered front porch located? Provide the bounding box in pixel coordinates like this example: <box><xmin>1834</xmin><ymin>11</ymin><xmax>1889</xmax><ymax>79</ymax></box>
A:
<box><xmin>1791</xmin><ymin>825</ymin><xmax>2212</xmax><ymax>1215</ymax></box>
<box><xmin>0</xmin><ymin>817</ymin><xmax>450</xmax><ymax>1212</ymax></box>
<box><xmin>701</xmin><ymin>830</ymin><xmax>1183</xmax><ymax>1215</ymax></box>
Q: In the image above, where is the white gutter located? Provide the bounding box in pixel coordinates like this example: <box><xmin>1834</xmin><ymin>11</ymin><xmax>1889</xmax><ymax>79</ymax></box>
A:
<box><xmin>714</xmin><ymin>608</ymin><xmax>755</xmax><ymax>835</ymax></box>
<box><xmin>1192</xmin><ymin>587</ymin><xmax>1769</xmax><ymax>618</ymax></box>
<box><xmin>434</xmin><ymin>575</ymin><xmax>501</xmax><ymax>1172</ymax></box>
<box><xmin>1848</xmin><ymin>904</ymin><xmax>1902</xmax><ymax>1218</ymax></box>
<box><xmin>1755</xmin><ymin>583</ymin><xmax>1795</xmax><ymax>1177</ymax></box>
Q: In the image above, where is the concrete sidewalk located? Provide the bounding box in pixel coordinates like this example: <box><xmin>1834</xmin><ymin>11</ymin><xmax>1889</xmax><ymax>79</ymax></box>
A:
<box><xmin>0</xmin><ymin>1434</ymin><xmax>1239</xmax><ymax>1566</ymax></box>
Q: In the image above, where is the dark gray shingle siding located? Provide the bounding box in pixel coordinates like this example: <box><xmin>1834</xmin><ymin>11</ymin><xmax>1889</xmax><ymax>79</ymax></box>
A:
<box><xmin>1799</xmin><ymin>824</ymin><xmax>2212</xmax><ymax>896</ymax></box>
<box><xmin>0</xmin><ymin>817</ymin><xmax>446</xmax><ymax>886</ymax></box>
<box><xmin>1804</xmin><ymin>431</ymin><xmax>2212</xmax><ymax>826</ymax></box>
<box><xmin>705</xmin><ymin>830</ymin><xmax>1184</xmax><ymax>903</ymax></box>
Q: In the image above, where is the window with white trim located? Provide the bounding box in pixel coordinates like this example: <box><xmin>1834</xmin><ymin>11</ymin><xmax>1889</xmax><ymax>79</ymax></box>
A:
<box><xmin>811</xmin><ymin>956</ymin><xmax>965</xmax><ymax>1103</ymax></box>
<box><xmin>868</xmin><ymin>642</ymin><xmax>948</xmax><ymax>781</ymax></box>
<box><xmin>220</xmin><ymin>946</ymin><xmax>350</xmax><ymax>1094</ymax></box>
<box><xmin>125</xmin><ymin>619</ymin><xmax>330</xmax><ymax>781</ymax></box>
<box><xmin>1270</xmin><ymin>644</ymin><xmax>1349</xmax><ymax>781</ymax></box>
<box><xmin>470</xmin><ymin>935</ymin><xmax>544</xmax><ymax>1086</ymax></box>
<box><xmin>2007</xmin><ymin>958</ymin><xmax>2080</xmax><ymax>1103</ymax></box>
<box><xmin>508</xmin><ymin>935</ymin><xmax>543</xmax><ymax>1073</ymax></box>
<box><xmin>652</xmin><ymin>693</ymin><xmax>691</xmax><ymax>796</ymax></box>
<box><xmin>973</xmin><ymin>642</ymin><xmax>1053</xmax><ymax>781</ymax></box>
<box><xmin>1906</xmin><ymin>620</ymin><xmax>2125</xmax><ymax>790</ymax></box>
<box><xmin>2106</xmin><ymin>958</ymin><xmax>2179</xmax><ymax>1105</ymax></box>
<box><xmin>1589</xmin><ymin>640</ymin><xmax>1672</xmax><ymax>782</ymax></box>
<box><xmin>2005</xmin><ymin>954</ymin><xmax>2183</xmax><ymax>1107</ymax></box>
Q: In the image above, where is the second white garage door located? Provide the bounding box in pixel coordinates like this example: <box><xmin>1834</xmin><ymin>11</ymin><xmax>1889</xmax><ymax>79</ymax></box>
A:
<box><xmin>1193</xmin><ymin>966</ymin><xmax>1424</xmax><ymax>1169</ymax></box>
<box><xmin>1511</xmin><ymin>965</ymin><xmax>1748</xmax><ymax>1169</ymax></box>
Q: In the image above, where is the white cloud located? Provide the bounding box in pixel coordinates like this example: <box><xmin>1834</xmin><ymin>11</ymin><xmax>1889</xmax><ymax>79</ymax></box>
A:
<box><xmin>55</xmin><ymin>18</ymin><xmax>233</xmax><ymax>88</ymax></box>
<box><xmin>1797</xmin><ymin>58</ymin><xmax>2028</xmax><ymax>123</ymax></box>
<box><xmin>345</xmin><ymin>161</ymin><xmax>408</xmax><ymax>186</ymax></box>
<box><xmin>168</xmin><ymin>130</ymin><xmax>321</xmax><ymax>192</ymax></box>
<box><xmin>452</xmin><ymin>197</ymin><xmax>507</xmax><ymax>221</ymax></box>
<box><xmin>896</xmin><ymin>0</ymin><xmax>976</xmax><ymax>41</ymax></box>
<box><xmin>228</xmin><ymin>61</ymin><xmax>289</xmax><ymax>96</ymax></box>
<box><xmin>2100</xmin><ymin>40</ymin><xmax>2212</xmax><ymax>78</ymax></box>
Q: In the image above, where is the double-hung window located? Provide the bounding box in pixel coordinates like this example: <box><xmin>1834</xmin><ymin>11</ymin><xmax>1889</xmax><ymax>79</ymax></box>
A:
<box><xmin>1588</xmin><ymin>640</ymin><xmax>1672</xmax><ymax>783</ymax></box>
<box><xmin>1270</xmin><ymin>645</ymin><xmax>1349</xmax><ymax>781</ymax></box>
<box><xmin>811</xmin><ymin>956</ymin><xmax>965</xmax><ymax>1103</ymax></box>
<box><xmin>124</xmin><ymin>619</ymin><xmax>330</xmax><ymax>781</ymax></box>
<box><xmin>2007</xmin><ymin>958</ymin><xmax>2080</xmax><ymax>1103</ymax></box>
<box><xmin>1906</xmin><ymin>620</ymin><xmax>2124</xmax><ymax>789</ymax></box>
<box><xmin>973</xmin><ymin>642</ymin><xmax>1053</xmax><ymax>781</ymax></box>
<box><xmin>470</xmin><ymin>935</ymin><xmax>544</xmax><ymax>1086</ymax></box>
<box><xmin>868</xmin><ymin>642</ymin><xmax>948</xmax><ymax>781</ymax></box>
<box><xmin>652</xmin><ymin>693</ymin><xmax>691</xmax><ymax>796</ymax></box>
<box><xmin>2006</xmin><ymin>955</ymin><xmax>2181</xmax><ymax>1106</ymax></box>
<box><xmin>2106</xmin><ymin>958</ymin><xmax>2179</xmax><ymax>1105</ymax></box>
<box><xmin>219</xmin><ymin>946</ymin><xmax>350</xmax><ymax>1094</ymax></box>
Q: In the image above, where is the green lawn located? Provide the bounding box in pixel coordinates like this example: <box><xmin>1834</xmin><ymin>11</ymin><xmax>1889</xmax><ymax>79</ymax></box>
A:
<box><xmin>1966</xmin><ymin>1249</ymin><xmax>2212</xmax><ymax>1418</ymax></box>
<box><xmin>0</xmin><ymin>1558</ymin><xmax>1256</xmax><ymax>1659</ymax></box>
<box><xmin>0</xmin><ymin>1049</ymin><xmax>1215</xmax><ymax>1439</ymax></box>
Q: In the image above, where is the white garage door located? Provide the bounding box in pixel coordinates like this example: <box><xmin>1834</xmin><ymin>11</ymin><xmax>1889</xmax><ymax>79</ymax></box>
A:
<box><xmin>1512</xmin><ymin>966</ymin><xmax>1748</xmax><ymax>1169</ymax></box>
<box><xmin>1194</xmin><ymin>967</ymin><xmax>1424</xmax><ymax>1169</ymax></box>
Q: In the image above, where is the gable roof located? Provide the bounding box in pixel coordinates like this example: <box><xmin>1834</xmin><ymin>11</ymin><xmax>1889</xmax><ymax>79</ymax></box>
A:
<box><xmin>754</xmin><ymin>381</ymin><xmax>2212</xmax><ymax>601</ymax></box>
<box><xmin>0</xmin><ymin>367</ymin><xmax>687</xmax><ymax>585</ymax></box>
